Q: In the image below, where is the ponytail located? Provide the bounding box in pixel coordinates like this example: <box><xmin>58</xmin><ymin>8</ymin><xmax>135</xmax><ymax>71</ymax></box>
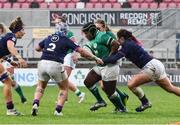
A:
<box><xmin>117</xmin><ymin>29</ymin><xmax>143</xmax><ymax>46</ymax></box>
<box><xmin>131</xmin><ymin>35</ymin><xmax>143</xmax><ymax>46</ymax></box>
<box><xmin>95</xmin><ymin>19</ymin><xmax>111</xmax><ymax>31</ymax></box>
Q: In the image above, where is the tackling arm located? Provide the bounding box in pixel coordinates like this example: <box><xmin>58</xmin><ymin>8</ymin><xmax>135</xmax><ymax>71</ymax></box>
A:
<box><xmin>76</xmin><ymin>47</ymin><xmax>103</xmax><ymax>64</ymax></box>
<box><xmin>103</xmin><ymin>50</ymin><xmax>124</xmax><ymax>64</ymax></box>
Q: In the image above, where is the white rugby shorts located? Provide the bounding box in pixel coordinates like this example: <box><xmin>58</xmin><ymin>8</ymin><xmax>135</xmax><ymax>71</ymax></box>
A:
<box><xmin>142</xmin><ymin>59</ymin><xmax>167</xmax><ymax>81</ymax></box>
<box><xmin>92</xmin><ymin>63</ymin><xmax>120</xmax><ymax>81</ymax></box>
<box><xmin>38</xmin><ymin>60</ymin><xmax>68</xmax><ymax>83</ymax></box>
<box><xmin>63</xmin><ymin>53</ymin><xmax>76</xmax><ymax>69</ymax></box>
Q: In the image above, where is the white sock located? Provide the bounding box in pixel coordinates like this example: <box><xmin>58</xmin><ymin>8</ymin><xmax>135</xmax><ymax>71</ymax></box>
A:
<box><xmin>75</xmin><ymin>89</ymin><xmax>80</xmax><ymax>94</ymax></box>
<box><xmin>132</xmin><ymin>87</ymin><xmax>144</xmax><ymax>99</ymax></box>
<box><xmin>75</xmin><ymin>89</ymin><xmax>82</xmax><ymax>97</ymax></box>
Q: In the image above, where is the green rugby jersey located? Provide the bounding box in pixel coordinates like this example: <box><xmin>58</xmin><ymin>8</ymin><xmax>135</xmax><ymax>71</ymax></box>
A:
<box><xmin>84</xmin><ymin>31</ymin><xmax>114</xmax><ymax>59</ymax></box>
<box><xmin>106</xmin><ymin>31</ymin><xmax>116</xmax><ymax>40</ymax></box>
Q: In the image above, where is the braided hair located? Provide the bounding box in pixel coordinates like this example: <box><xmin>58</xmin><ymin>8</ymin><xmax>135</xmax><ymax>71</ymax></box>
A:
<box><xmin>82</xmin><ymin>22</ymin><xmax>97</xmax><ymax>40</ymax></box>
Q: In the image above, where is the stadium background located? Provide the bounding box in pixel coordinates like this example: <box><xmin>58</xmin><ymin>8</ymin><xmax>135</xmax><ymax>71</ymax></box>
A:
<box><xmin>0</xmin><ymin>8</ymin><xmax>180</xmax><ymax>86</ymax></box>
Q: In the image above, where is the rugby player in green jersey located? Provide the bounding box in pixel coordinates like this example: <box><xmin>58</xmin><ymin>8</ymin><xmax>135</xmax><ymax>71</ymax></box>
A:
<box><xmin>82</xmin><ymin>22</ymin><xmax>127</xmax><ymax>112</ymax></box>
<box><xmin>95</xmin><ymin>19</ymin><xmax>129</xmax><ymax>109</ymax></box>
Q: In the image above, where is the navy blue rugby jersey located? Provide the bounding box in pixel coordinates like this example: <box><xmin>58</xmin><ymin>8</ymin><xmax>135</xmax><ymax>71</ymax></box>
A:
<box><xmin>0</xmin><ymin>33</ymin><xmax>17</xmax><ymax>58</ymax></box>
<box><xmin>103</xmin><ymin>39</ymin><xmax>153</xmax><ymax>68</ymax></box>
<box><xmin>39</xmin><ymin>33</ymin><xmax>80</xmax><ymax>63</ymax></box>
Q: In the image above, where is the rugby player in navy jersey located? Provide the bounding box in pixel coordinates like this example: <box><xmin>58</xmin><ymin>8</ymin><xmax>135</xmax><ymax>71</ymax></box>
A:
<box><xmin>102</xmin><ymin>29</ymin><xmax>180</xmax><ymax>112</ymax></box>
<box><xmin>53</xmin><ymin>15</ymin><xmax>85</xmax><ymax>103</ymax></box>
<box><xmin>0</xmin><ymin>23</ymin><xmax>27</xmax><ymax>104</ymax></box>
<box><xmin>0</xmin><ymin>17</ymin><xmax>27</xmax><ymax>115</ymax></box>
<box><xmin>31</xmin><ymin>31</ymin><xmax>103</xmax><ymax>116</ymax></box>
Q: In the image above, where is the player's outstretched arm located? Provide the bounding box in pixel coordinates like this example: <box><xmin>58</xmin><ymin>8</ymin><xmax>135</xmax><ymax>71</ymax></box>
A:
<box><xmin>103</xmin><ymin>50</ymin><xmax>124</xmax><ymax>64</ymax></box>
<box><xmin>76</xmin><ymin>47</ymin><xmax>103</xmax><ymax>65</ymax></box>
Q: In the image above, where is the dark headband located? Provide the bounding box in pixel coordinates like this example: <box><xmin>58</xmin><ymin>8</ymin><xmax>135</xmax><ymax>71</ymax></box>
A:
<box><xmin>10</xmin><ymin>26</ymin><xmax>23</xmax><ymax>33</ymax></box>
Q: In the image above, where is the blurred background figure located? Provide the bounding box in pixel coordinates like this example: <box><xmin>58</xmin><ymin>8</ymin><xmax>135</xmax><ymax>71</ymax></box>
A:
<box><xmin>0</xmin><ymin>23</ymin><xmax>7</xmax><ymax>38</ymax></box>
<box><xmin>30</xmin><ymin>1</ymin><xmax>40</xmax><ymax>8</ymax></box>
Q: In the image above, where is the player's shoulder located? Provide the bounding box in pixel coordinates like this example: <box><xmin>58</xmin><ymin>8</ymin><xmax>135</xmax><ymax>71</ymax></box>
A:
<box><xmin>96</xmin><ymin>31</ymin><xmax>106</xmax><ymax>37</ymax></box>
<box><xmin>4</xmin><ymin>32</ymin><xmax>16</xmax><ymax>41</ymax></box>
<box><xmin>106</xmin><ymin>31</ymin><xmax>116</xmax><ymax>39</ymax></box>
<box><xmin>124</xmin><ymin>39</ymin><xmax>136</xmax><ymax>48</ymax></box>
<box><xmin>84</xmin><ymin>41</ymin><xmax>93</xmax><ymax>47</ymax></box>
<box><xmin>5</xmin><ymin>32</ymin><xmax>15</xmax><ymax>38</ymax></box>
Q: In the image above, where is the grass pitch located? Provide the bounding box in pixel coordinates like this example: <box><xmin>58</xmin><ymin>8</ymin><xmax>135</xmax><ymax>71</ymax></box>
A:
<box><xmin>0</xmin><ymin>86</ymin><xmax>179</xmax><ymax>124</ymax></box>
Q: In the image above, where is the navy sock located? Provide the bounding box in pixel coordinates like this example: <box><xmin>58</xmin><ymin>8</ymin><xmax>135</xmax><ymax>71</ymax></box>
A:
<box><xmin>56</xmin><ymin>105</ymin><xmax>63</xmax><ymax>113</ymax></box>
<box><xmin>7</xmin><ymin>101</ymin><xmax>14</xmax><ymax>110</ymax></box>
<box><xmin>140</xmin><ymin>95</ymin><xmax>149</xmax><ymax>105</ymax></box>
<box><xmin>33</xmin><ymin>99</ymin><xmax>39</xmax><ymax>106</ymax></box>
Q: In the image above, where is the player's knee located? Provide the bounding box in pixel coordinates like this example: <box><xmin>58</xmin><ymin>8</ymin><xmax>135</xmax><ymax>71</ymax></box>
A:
<box><xmin>104</xmin><ymin>88</ymin><xmax>114</xmax><ymax>97</ymax></box>
<box><xmin>11</xmin><ymin>81</ymin><xmax>16</xmax><ymax>87</ymax></box>
<box><xmin>36</xmin><ymin>86</ymin><xmax>45</xmax><ymax>94</ymax></box>
<box><xmin>58</xmin><ymin>90</ymin><xmax>68</xmax><ymax>99</ymax></box>
<box><xmin>83</xmin><ymin>79</ymin><xmax>88</xmax><ymax>87</ymax></box>
<box><xmin>60</xmin><ymin>84</ymin><xmax>68</xmax><ymax>91</ymax></box>
<box><xmin>128</xmin><ymin>81</ymin><xmax>135</xmax><ymax>90</ymax></box>
<box><xmin>103</xmin><ymin>81</ymin><xmax>116</xmax><ymax>96</ymax></box>
<box><xmin>84</xmin><ymin>79</ymin><xmax>92</xmax><ymax>88</ymax></box>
